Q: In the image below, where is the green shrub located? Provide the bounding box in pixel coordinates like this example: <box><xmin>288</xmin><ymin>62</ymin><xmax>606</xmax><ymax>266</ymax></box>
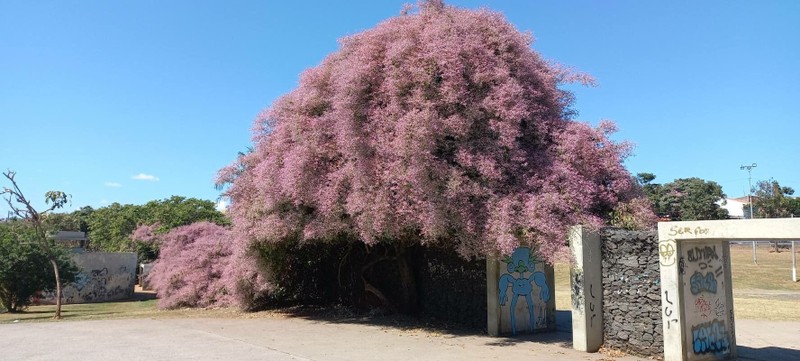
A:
<box><xmin>0</xmin><ymin>225</ymin><xmax>78</xmax><ymax>312</ymax></box>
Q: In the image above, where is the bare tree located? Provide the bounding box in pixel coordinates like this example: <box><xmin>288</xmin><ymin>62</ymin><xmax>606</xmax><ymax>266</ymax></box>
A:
<box><xmin>2</xmin><ymin>170</ymin><xmax>71</xmax><ymax>319</ymax></box>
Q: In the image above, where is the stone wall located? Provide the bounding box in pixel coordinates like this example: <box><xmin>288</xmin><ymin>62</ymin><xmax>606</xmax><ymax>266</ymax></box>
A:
<box><xmin>247</xmin><ymin>241</ymin><xmax>487</xmax><ymax>328</ymax></box>
<box><xmin>601</xmin><ymin>228</ymin><xmax>663</xmax><ymax>356</ymax></box>
<box><xmin>40</xmin><ymin>252</ymin><xmax>137</xmax><ymax>304</ymax></box>
<box><xmin>415</xmin><ymin>247</ymin><xmax>487</xmax><ymax>329</ymax></box>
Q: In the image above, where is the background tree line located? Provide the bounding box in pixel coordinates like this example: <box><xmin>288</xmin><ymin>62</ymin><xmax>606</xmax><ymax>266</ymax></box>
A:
<box><xmin>751</xmin><ymin>179</ymin><xmax>800</xmax><ymax>219</ymax></box>
<box><xmin>636</xmin><ymin>172</ymin><xmax>799</xmax><ymax>221</ymax></box>
<box><xmin>1</xmin><ymin>191</ymin><xmax>228</xmax><ymax>313</ymax></box>
<box><xmin>4</xmin><ymin>195</ymin><xmax>228</xmax><ymax>262</ymax></box>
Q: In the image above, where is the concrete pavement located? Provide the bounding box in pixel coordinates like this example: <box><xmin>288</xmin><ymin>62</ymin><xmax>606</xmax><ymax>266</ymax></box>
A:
<box><xmin>1</xmin><ymin>315</ymin><xmax>798</xmax><ymax>361</ymax></box>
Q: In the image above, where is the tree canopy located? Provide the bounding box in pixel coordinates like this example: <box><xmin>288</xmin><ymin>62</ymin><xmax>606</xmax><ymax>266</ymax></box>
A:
<box><xmin>87</xmin><ymin>196</ymin><xmax>228</xmax><ymax>257</ymax></box>
<box><xmin>39</xmin><ymin>206</ymin><xmax>94</xmax><ymax>234</ymax></box>
<box><xmin>1</xmin><ymin>170</ymin><xmax>77</xmax><ymax>318</ymax></box>
<box><xmin>637</xmin><ymin>175</ymin><xmax>728</xmax><ymax>221</ymax></box>
<box><xmin>0</xmin><ymin>221</ymin><xmax>78</xmax><ymax>312</ymax></box>
<box><xmin>752</xmin><ymin>179</ymin><xmax>798</xmax><ymax>218</ymax></box>
<box><xmin>220</xmin><ymin>1</ymin><xmax>652</xmax><ymax>262</ymax></box>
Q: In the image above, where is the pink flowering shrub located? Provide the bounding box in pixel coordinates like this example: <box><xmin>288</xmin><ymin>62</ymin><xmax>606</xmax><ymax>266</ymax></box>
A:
<box><xmin>144</xmin><ymin>222</ymin><xmax>242</xmax><ymax>309</ymax></box>
<box><xmin>219</xmin><ymin>1</ymin><xmax>654</xmax><ymax>266</ymax></box>
<box><xmin>130</xmin><ymin>222</ymin><xmax>162</xmax><ymax>263</ymax></box>
<box><xmin>131</xmin><ymin>223</ymin><xmax>160</xmax><ymax>243</ymax></box>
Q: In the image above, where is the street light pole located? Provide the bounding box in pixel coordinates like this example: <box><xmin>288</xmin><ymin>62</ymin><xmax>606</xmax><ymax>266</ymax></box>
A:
<box><xmin>740</xmin><ymin>163</ymin><xmax>757</xmax><ymax>265</ymax></box>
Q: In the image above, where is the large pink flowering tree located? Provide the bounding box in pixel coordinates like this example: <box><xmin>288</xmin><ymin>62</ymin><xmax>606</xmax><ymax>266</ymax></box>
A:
<box><xmin>219</xmin><ymin>1</ymin><xmax>653</xmax><ymax>310</ymax></box>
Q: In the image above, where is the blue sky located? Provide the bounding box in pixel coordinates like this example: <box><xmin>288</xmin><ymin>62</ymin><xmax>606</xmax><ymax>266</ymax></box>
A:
<box><xmin>1</xmin><ymin>1</ymin><xmax>798</xmax><ymax>215</ymax></box>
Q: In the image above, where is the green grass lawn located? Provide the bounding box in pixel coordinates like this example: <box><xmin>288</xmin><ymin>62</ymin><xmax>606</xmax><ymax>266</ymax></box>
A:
<box><xmin>0</xmin><ymin>295</ymin><xmax>258</xmax><ymax>324</ymax></box>
<box><xmin>0</xmin><ymin>298</ymin><xmax>159</xmax><ymax>322</ymax></box>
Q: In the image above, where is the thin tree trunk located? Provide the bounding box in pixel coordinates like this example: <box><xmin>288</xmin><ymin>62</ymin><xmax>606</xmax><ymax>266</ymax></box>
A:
<box><xmin>395</xmin><ymin>245</ymin><xmax>418</xmax><ymax>314</ymax></box>
<box><xmin>50</xmin><ymin>258</ymin><xmax>62</xmax><ymax>319</ymax></box>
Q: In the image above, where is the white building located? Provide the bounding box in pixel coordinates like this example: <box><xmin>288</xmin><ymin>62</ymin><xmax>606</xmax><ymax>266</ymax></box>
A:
<box><xmin>718</xmin><ymin>196</ymin><xmax>754</xmax><ymax>219</ymax></box>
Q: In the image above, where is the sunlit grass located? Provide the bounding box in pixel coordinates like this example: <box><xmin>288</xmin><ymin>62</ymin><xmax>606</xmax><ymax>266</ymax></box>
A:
<box><xmin>730</xmin><ymin>242</ymin><xmax>800</xmax><ymax>292</ymax></box>
<box><xmin>0</xmin><ymin>289</ymin><xmax>259</xmax><ymax>324</ymax></box>
<box><xmin>733</xmin><ymin>297</ymin><xmax>800</xmax><ymax>321</ymax></box>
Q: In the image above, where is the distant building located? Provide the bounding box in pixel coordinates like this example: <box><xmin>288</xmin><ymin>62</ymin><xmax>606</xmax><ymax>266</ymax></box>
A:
<box><xmin>51</xmin><ymin>231</ymin><xmax>89</xmax><ymax>252</ymax></box>
<box><xmin>718</xmin><ymin>196</ymin><xmax>756</xmax><ymax>219</ymax></box>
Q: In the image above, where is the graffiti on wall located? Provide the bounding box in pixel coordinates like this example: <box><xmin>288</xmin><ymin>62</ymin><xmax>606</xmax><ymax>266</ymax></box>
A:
<box><xmin>659</xmin><ymin>239</ymin><xmax>677</xmax><ymax>266</ymax></box>
<box><xmin>588</xmin><ymin>283</ymin><xmax>598</xmax><ymax>328</ymax></box>
<box><xmin>682</xmin><ymin>241</ymin><xmax>731</xmax><ymax>358</ymax></box>
<box><xmin>62</xmin><ymin>266</ymin><xmax>134</xmax><ymax>303</ymax></box>
<box><xmin>571</xmin><ymin>271</ymin><xmax>584</xmax><ymax>311</ymax></box>
<box><xmin>690</xmin><ymin>271</ymin><xmax>718</xmax><ymax>295</ymax></box>
<box><xmin>663</xmin><ymin>290</ymin><xmax>678</xmax><ymax>330</ymax></box>
<box><xmin>498</xmin><ymin>247</ymin><xmax>550</xmax><ymax>335</ymax></box>
<box><xmin>692</xmin><ymin>320</ymin><xmax>730</xmax><ymax>355</ymax></box>
<box><xmin>40</xmin><ymin>253</ymin><xmax>137</xmax><ymax>304</ymax></box>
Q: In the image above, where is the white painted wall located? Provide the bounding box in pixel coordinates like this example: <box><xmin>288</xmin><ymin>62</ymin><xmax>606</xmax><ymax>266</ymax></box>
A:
<box><xmin>718</xmin><ymin>198</ymin><xmax>747</xmax><ymax>219</ymax></box>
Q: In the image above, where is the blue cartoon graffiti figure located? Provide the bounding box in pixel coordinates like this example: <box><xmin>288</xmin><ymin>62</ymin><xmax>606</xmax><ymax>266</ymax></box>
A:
<box><xmin>498</xmin><ymin>247</ymin><xmax>550</xmax><ymax>335</ymax></box>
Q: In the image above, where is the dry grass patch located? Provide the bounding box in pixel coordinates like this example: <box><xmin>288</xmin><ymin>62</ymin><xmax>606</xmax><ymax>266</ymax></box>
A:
<box><xmin>730</xmin><ymin>243</ymin><xmax>800</xmax><ymax>291</ymax></box>
<box><xmin>0</xmin><ymin>299</ymin><xmax>247</xmax><ymax>324</ymax></box>
<box><xmin>554</xmin><ymin>262</ymin><xmax>572</xmax><ymax>311</ymax></box>
<box><xmin>733</xmin><ymin>297</ymin><xmax>800</xmax><ymax>321</ymax></box>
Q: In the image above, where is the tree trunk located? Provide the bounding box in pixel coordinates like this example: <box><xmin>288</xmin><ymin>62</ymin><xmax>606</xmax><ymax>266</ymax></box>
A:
<box><xmin>394</xmin><ymin>245</ymin><xmax>418</xmax><ymax>315</ymax></box>
<box><xmin>359</xmin><ymin>248</ymin><xmax>394</xmax><ymax>310</ymax></box>
<box><xmin>50</xmin><ymin>258</ymin><xmax>62</xmax><ymax>319</ymax></box>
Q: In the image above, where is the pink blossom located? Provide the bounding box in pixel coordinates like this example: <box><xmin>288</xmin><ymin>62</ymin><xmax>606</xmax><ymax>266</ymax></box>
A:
<box><xmin>147</xmin><ymin>222</ymin><xmax>267</xmax><ymax>309</ymax></box>
<box><xmin>218</xmin><ymin>1</ymin><xmax>654</xmax><ymax>265</ymax></box>
<box><xmin>131</xmin><ymin>223</ymin><xmax>161</xmax><ymax>245</ymax></box>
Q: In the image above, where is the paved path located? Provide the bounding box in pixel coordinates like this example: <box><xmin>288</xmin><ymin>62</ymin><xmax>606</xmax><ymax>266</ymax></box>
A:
<box><xmin>1</xmin><ymin>316</ymin><xmax>798</xmax><ymax>361</ymax></box>
<box><xmin>734</xmin><ymin>288</ymin><xmax>800</xmax><ymax>301</ymax></box>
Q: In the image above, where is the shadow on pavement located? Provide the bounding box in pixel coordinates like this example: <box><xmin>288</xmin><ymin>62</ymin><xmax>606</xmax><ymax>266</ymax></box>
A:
<box><xmin>484</xmin><ymin>331</ymin><xmax>572</xmax><ymax>347</ymax></box>
<box><xmin>555</xmin><ymin>309</ymin><xmax>572</xmax><ymax>331</ymax></box>
<box><xmin>276</xmin><ymin>306</ymin><xmax>484</xmax><ymax>336</ymax></box>
<box><xmin>273</xmin><ymin>305</ymin><xmax>574</xmax><ymax>348</ymax></box>
<box><xmin>738</xmin><ymin>345</ymin><xmax>800</xmax><ymax>361</ymax></box>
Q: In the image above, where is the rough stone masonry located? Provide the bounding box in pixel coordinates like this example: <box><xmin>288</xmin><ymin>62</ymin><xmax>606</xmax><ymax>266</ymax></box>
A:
<box><xmin>601</xmin><ymin>228</ymin><xmax>663</xmax><ymax>356</ymax></box>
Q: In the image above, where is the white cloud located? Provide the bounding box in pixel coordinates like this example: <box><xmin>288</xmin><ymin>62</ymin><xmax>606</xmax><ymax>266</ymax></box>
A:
<box><xmin>104</xmin><ymin>182</ymin><xmax>122</xmax><ymax>188</ymax></box>
<box><xmin>132</xmin><ymin>173</ymin><xmax>159</xmax><ymax>181</ymax></box>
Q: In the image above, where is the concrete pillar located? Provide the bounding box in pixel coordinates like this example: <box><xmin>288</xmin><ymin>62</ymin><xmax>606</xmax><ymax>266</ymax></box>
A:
<box><xmin>487</xmin><ymin>247</ymin><xmax>555</xmax><ymax>336</ymax></box>
<box><xmin>487</xmin><ymin>259</ymin><xmax>500</xmax><ymax>336</ymax></box>
<box><xmin>660</xmin><ymin>238</ymin><xmax>736</xmax><ymax>361</ymax></box>
<box><xmin>569</xmin><ymin>225</ymin><xmax>603</xmax><ymax>352</ymax></box>
<box><xmin>656</xmin><ymin>219</ymin><xmax>800</xmax><ymax>360</ymax></box>
<box><xmin>658</xmin><ymin>235</ymin><xmax>685</xmax><ymax>361</ymax></box>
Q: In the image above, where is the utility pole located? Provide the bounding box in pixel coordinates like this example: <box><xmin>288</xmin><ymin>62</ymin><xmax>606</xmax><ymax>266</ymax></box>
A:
<box><xmin>740</xmin><ymin>163</ymin><xmax>757</xmax><ymax>265</ymax></box>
